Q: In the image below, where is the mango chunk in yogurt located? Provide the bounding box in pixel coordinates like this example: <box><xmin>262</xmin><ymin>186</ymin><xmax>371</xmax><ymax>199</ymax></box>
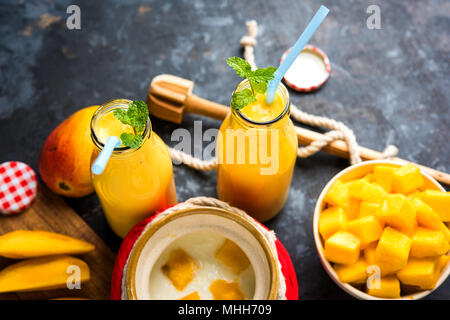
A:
<box><xmin>215</xmin><ymin>239</ymin><xmax>250</xmax><ymax>274</ymax></box>
<box><xmin>162</xmin><ymin>248</ymin><xmax>199</xmax><ymax>291</ymax></box>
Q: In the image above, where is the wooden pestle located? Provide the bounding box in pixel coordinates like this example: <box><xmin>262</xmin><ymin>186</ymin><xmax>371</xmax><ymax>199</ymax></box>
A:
<box><xmin>147</xmin><ymin>74</ymin><xmax>450</xmax><ymax>185</ymax></box>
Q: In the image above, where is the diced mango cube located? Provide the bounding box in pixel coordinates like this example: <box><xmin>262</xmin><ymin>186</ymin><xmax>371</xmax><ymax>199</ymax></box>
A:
<box><xmin>437</xmin><ymin>255</ymin><xmax>450</xmax><ymax>273</ymax></box>
<box><xmin>441</xmin><ymin>223</ymin><xmax>450</xmax><ymax>243</ymax></box>
<box><xmin>359</xmin><ymin>202</ymin><xmax>380</xmax><ymax>218</ymax></box>
<box><xmin>410</xmin><ymin>228</ymin><xmax>449</xmax><ymax>258</ymax></box>
<box><xmin>215</xmin><ymin>239</ymin><xmax>250</xmax><ymax>274</ymax></box>
<box><xmin>180</xmin><ymin>292</ymin><xmax>200</xmax><ymax>300</ymax></box>
<box><xmin>364</xmin><ymin>242</ymin><xmax>377</xmax><ymax>265</ymax></box>
<box><xmin>347</xmin><ymin>198</ymin><xmax>361</xmax><ymax>220</ymax></box>
<box><xmin>397</xmin><ymin>257</ymin><xmax>438</xmax><ymax>290</ymax></box>
<box><xmin>346</xmin><ymin>215</ymin><xmax>384</xmax><ymax>245</ymax></box>
<box><xmin>335</xmin><ymin>258</ymin><xmax>368</xmax><ymax>284</ymax></box>
<box><xmin>162</xmin><ymin>248</ymin><xmax>199</xmax><ymax>291</ymax></box>
<box><xmin>376</xmin><ymin>194</ymin><xmax>416</xmax><ymax>235</ymax></box>
<box><xmin>366</xmin><ymin>276</ymin><xmax>400</xmax><ymax>299</ymax></box>
<box><xmin>373</xmin><ymin>165</ymin><xmax>396</xmax><ymax>193</ymax></box>
<box><xmin>319</xmin><ymin>207</ymin><xmax>347</xmax><ymax>240</ymax></box>
<box><xmin>325</xmin><ymin>180</ymin><xmax>350</xmax><ymax>209</ymax></box>
<box><xmin>422</xmin><ymin>190</ymin><xmax>450</xmax><ymax>222</ymax></box>
<box><xmin>209</xmin><ymin>279</ymin><xmax>245</xmax><ymax>300</ymax></box>
<box><xmin>349</xmin><ymin>181</ymin><xmax>386</xmax><ymax>203</ymax></box>
<box><xmin>375</xmin><ymin>227</ymin><xmax>411</xmax><ymax>272</ymax></box>
<box><xmin>325</xmin><ymin>231</ymin><xmax>360</xmax><ymax>264</ymax></box>
<box><xmin>392</xmin><ymin>164</ymin><xmax>424</xmax><ymax>194</ymax></box>
<box><xmin>410</xmin><ymin>197</ymin><xmax>442</xmax><ymax>230</ymax></box>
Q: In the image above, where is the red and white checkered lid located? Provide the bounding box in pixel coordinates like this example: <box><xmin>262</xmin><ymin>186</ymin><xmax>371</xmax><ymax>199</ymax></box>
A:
<box><xmin>0</xmin><ymin>161</ymin><xmax>37</xmax><ymax>215</ymax></box>
<box><xmin>281</xmin><ymin>45</ymin><xmax>331</xmax><ymax>92</ymax></box>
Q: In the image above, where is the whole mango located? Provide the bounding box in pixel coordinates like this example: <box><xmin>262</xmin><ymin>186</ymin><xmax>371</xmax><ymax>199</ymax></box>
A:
<box><xmin>39</xmin><ymin>106</ymin><xmax>98</xmax><ymax>197</ymax></box>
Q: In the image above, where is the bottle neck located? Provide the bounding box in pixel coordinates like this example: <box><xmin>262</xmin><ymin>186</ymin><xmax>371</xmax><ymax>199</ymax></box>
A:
<box><xmin>230</xmin><ymin>80</ymin><xmax>291</xmax><ymax>130</ymax></box>
<box><xmin>90</xmin><ymin>99</ymin><xmax>152</xmax><ymax>156</ymax></box>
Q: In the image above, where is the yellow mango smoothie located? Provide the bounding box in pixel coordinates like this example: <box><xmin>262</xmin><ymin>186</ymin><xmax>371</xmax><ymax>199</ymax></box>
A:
<box><xmin>217</xmin><ymin>80</ymin><xmax>297</xmax><ymax>221</ymax></box>
<box><xmin>90</xmin><ymin>99</ymin><xmax>177</xmax><ymax>238</ymax></box>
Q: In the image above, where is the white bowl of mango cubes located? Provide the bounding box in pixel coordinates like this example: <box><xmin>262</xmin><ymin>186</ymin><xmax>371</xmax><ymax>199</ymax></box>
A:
<box><xmin>313</xmin><ymin>160</ymin><xmax>450</xmax><ymax>300</ymax></box>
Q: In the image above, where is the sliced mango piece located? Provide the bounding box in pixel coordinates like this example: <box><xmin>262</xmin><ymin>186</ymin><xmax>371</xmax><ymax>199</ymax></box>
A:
<box><xmin>215</xmin><ymin>239</ymin><xmax>250</xmax><ymax>274</ymax></box>
<box><xmin>0</xmin><ymin>255</ymin><xmax>90</xmax><ymax>293</ymax></box>
<box><xmin>375</xmin><ymin>227</ymin><xmax>411</xmax><ymax>273</ymax></box>
<box><xmin>0</xmin><ymin>230</ymin><xmax>95</xmax><ymax>259</ymax></box>
<box><xmin>209</xmin><ymin>279</ymin><xmax>245</xmax><ymax>300</ymax></box>
<box><xmin>319</xmin><ymin>207</ymin><xmax>347</xmax><ymax>240</ymax></box>
<box><xmin>422</xmin><ymin>190</ymin><xmax>450</xmax><ymax>222</ymax></box>
<box><xmin>162</xmin><ymin>248</ymin><xmax>199</xmax><ymax>291</ymax></box>
<box><xmin>363</xmin><ymin>242</ymin><xmax>377</xmax><ymax>265</ymax></box>
<box><xmin>410</xmin><ymin>197</ymin><xmax>442</xmax><ymax>230</ymax></box>
<box><xmin>376</xmin><ymin>194</ymin><xmax>416</xmax><ymax>235</ymax></box>
<box><xmin>346</xmin><ymin>215</ymin><xmax>384</xmax><ymax>246</ymax></box>
<box><xmin>437</xmin><ymin>255</ymin><xmax>450</xmax><ymax>273</ymax></box>
<box><xmin>366</xmin><ymin>276</ymin><xmax>400</xmax><ymax>299</ymax></box>
<box><xmin>349</xmin><ymin>181</ymin><xmax>386</xmax><ymax>203</ymax></box>
<box><xmin>397</xmin><ymin>257</ymin><xmax>438</xmax><ymax>290</ymax></box>
<box><xmin>325</xmin><ymin>231</ymin><xmax>360</xmax><ymax>264</ymax></box>
<box><xmin>325</xmin><ymin>180</ymin><xmax>350</xmax><ymax>210</ymax></box>
<box><xmin>335</xmin><ymin>258</ymin><xmax>368</xmax><ymax>284</ymax></box>
<box><xmin>373</xmin><ymin>165</ymin><xmax>396</xmax><ymax>193</ymax></box>
<box><xmin>392</xmin><ymin>164</ymin><xmax>424</xmax><ymax>194</ymax></box>
<box><xmin>359</xmin><ymin>202</ymin><xmax>380</xmax><ymax>218</ymax></box>
<box><xmin>180</xmin><ymin>292</ymin><xmax>200</xmax><ymax>300</ymax></box>
<box><xmin>410</xmin><ymin>228</ymin><xmax>449</xmax><ymax>258</ymax></box>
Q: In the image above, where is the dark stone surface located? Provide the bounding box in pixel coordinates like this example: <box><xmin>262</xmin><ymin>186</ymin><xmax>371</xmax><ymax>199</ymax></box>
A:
<box><xmin>0</xmin><ymin>0</ymin><xmax>449</xmax><ymax>299</ymax></box>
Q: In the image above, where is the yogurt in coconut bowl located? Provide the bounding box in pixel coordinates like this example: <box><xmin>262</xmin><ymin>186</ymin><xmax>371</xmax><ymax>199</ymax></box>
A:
<box><xmin>111</xmin><ymin>197</ymin><xmax>299</xmax><ymax>300</ymax></box>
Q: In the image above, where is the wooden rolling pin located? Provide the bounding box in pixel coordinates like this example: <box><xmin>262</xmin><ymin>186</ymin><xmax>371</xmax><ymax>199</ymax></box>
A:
<box><xmin>147</xmin><ymin>74</ymin><xmax>450</xmax><ymax>185</ymax></box>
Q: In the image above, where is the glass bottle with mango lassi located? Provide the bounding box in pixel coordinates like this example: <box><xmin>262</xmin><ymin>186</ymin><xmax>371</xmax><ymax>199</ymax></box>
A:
<box><xmin>90</xmin><ymin>99</ymin><xmax>177</xmax><ymax>238</ymax></box>
<box><xmin>217</xmin><ymin>59</ymin><xmax>297</xmax><ymax>221</ymax></box>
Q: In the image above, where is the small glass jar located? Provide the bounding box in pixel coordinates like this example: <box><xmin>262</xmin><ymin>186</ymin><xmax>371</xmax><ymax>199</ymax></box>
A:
<box><xmin>216</xmin><ymin>81</ymin><xmax>297</xmax><ymax>221</ymax></box>
<box><xmin>90</xmin><ymin>99</ymin><xmax>177</xmax><ymax>238</ymax></box>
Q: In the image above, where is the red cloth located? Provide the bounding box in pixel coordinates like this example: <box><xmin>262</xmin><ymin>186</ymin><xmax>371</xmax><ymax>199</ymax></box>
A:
<box><xmin>111</xmin><ymin>210</ymin><xmax>299</xmax><ymax>300</ymax></box>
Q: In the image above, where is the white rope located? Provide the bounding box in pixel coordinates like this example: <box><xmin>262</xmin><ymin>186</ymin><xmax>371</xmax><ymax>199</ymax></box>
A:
<box><xmin>168</xmin><ymin>20</ymin><xmax>398</xmax><ymax>169</ymax></box>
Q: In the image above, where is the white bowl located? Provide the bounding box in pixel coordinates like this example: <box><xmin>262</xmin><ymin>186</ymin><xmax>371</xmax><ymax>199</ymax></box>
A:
<box><xmin>313</xmin><ymin>160</ymin><xmax>450</xmax><ymax>300</ymax></box>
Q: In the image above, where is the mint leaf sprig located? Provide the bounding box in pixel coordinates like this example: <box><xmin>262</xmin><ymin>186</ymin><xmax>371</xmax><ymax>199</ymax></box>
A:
<box><xmin>113</xmin><ymin>100</ymin><xmax>149</xmax><ymax>148</ymax></box>
<box><xmin>226</xmin><ymin>57</ymin><xmax>276</xmax><ymax>110</ymax></box>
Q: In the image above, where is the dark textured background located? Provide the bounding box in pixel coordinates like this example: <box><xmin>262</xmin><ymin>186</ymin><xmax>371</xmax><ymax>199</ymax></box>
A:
<box><xmin>0</xmin><ymin>0</ymin><xmax>449</xmax><ymax>299</ymax></box>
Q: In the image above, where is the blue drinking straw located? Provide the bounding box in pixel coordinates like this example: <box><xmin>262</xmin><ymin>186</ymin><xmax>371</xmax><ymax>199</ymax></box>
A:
<box><xmin>266</xmin><ymin>5</ymin><xmax>330</xmax><ymax>103</ymax></box>
<box><xmin>91</xmin><ymin>136</ymin><xmax>121</xmax><ymax>175</ymax></box>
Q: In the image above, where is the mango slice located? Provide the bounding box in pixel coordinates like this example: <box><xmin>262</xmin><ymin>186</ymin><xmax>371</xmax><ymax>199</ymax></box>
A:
<box><xmin>0</xmin><ymin>255</ymin><xmax>90</xmax><ymax>293</ymax></box>
<box><xmin>397</xmin><ymin>258</ymin><xmax>438</xmax><ymax>290</ymax></box>
<box><xmin>376</xmin><ymin>194</ymin><xmax>416</xmax><ymax>235</ymax></box>
<box><xmin>319</xmin><ymin>207</ymin><xmax>347</xmax><ymax>240</ymax></box>
<box><xmin>347</xmin><ymin>198</ymin><xmax>361</xmax><ymax>220</ymax></box>
<box><xmin>410</xmin><ymin>197</ymin><xmax>442</xmax><ymax>230</ymax></box>
<box><xmin>0</xmin><ymin>230</ymin><xmax>95</xmax><ymax>259</ymax></box>
<box><xmin>162</xmin><ymin>248</ymin><xmax>199</xmax><ymax>291</ymax></box>
<box><xmin>359</xmin><ymin>202</ymin><xmax>379</xmax><ymax>218</ymax></box>
<box><xmin>373</xmin><ymin>165</ymin><xmax>396</xmax><ymax>193</ymax></box>
<box><xmin>325</xmin><ymin>231</ymin><xmax>360</xmax><ymax>265</ymax></box>
<box><xmin>215</xmin><ymin>239</ymin><xmax>250</xmax><ymax>274</ymax></box>
<box><xmin>421</xmin><ymin>190</ymin><xmax>450</xmax><ymax>222</ymax></box>
<box><xmin>392</xmin><ymin>164</ymin><xmax>424</xmax><ymax>194</ymax></box>
<box><xmin>209</xmin><ymin>279</ymin><xmax>245</xmax><ymax>300</ymax></box>
<box><xmin>180</xmin><ymin>292</ymin><xmax>201</xmax><ymax>300</ymax></box>
<box><xmin>346</xmin><ymin>215</ymin><xmax>384</xmax><ymax>246</ymax></box>
<box><xmin>375</xmin><ymin>227</ymin><xmax>411</xmax><ymax>273</ymax></box>
<box><xmin>335</xmin><ymin>258</ymin><xmax>368</xmax><ymax>284</ymax></box>
<box><xmin>366</xmin><ymin>276</ymin><xmax>400</xmax><ymax>299</ymax></box>
<box><xmin>410</xmin><ymin>228</ymin><xmax>449</xmax><ymax>258</ymax></box>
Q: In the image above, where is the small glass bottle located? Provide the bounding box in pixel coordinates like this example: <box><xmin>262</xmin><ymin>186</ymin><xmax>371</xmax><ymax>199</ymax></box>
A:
<box><xmin>217</xmin><ymin>80</ymin><xmax>297</xmax><ymax>221</ymax></box>
<box><xmin>90</xmin><ymin>99</ymin><xmax>177</xmax><ymax>238</ymax></box>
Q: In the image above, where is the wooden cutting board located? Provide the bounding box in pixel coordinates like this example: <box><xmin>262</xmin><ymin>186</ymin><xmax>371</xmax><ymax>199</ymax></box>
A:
<box><xmin>0</xmin><ymin>184</ymin><xmax>116</xmax><ymax>300</ymax></box>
